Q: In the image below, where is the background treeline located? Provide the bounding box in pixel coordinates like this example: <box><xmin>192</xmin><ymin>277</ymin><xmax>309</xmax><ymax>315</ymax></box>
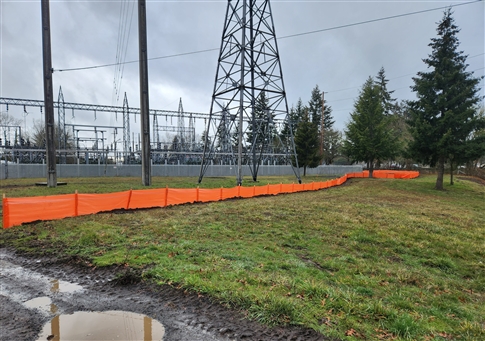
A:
<box><xmin>290</xmin><ymin>9</ymin><xmax>485</xmax><ymax>189</ymax></box>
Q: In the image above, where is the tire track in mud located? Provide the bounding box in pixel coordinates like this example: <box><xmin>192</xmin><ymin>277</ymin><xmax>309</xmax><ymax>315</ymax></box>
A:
<box><xmin>1</xmin><ymin>249</ymin><xmax>334</xmax><ymax>341</ymax></box>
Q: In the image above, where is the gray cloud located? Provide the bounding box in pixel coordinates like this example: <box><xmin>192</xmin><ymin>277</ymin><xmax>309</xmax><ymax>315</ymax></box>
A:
<box><xmin>1</xmin><ymin>0</ymin><xmax>483</xmax><ymax>143</ymax></box>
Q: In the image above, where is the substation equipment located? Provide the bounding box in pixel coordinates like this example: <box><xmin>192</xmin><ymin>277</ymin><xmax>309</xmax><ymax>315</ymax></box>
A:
<box><xmin>1</xmin><ymin>0</ymin><xmax>301</xmax><ymax>184</ymax></box>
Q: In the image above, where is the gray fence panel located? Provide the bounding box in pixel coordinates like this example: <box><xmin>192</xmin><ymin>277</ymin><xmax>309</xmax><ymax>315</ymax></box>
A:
<box><xmin>0</xmin><ymin>164</ymin><xmax>363</xmax><ymax>180</ymax></box>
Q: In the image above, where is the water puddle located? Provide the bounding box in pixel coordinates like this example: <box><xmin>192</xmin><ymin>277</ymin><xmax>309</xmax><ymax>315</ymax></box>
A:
<box><xmin>35</xmin><ymin>310</ymin><xmax>165</xmax><ymax>341</ymax></box>
<box><xmin>49</xmin><ymin>279</ymin><xmax>83</xmax><ymax>293</ymax></box>
<box><xmin>24</xmin><ymin>296</ymin><xmax>57</xmax><ymax>314</ymax></box>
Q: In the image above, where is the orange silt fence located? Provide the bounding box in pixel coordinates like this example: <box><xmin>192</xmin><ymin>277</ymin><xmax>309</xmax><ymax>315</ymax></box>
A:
<box><xmin>198</xmin><ymin>188</ymin><xmax>221</xmax><ymax>203</ymax></box>
<box><xmin>268</xmin><ymin>184</ymin><xmax>281</xmax><ymax>195</ymax></box>
<box><xmin>280</xmin><ymin>183</ymin><xmax>295</xmax><ymax>194</ymax></box>
<box><xmin>167</xmin><ymin>188</ymin><xmax>196</xmax><ymax>206</ymax></box>
<box><xmin>128</xmin><ymin>188</ymin><xmax>167</xmax><ymax>209</ymax></box>
<box><xmin>238</xmin><ymin>186</ymin><xmax>253</xmax><ymax>198</ymax></box>
<box><xmin>2</xmin><ymin>194</ymin><xmax>76</xmax><ymax>228</ymax></box>
<box><xmin>220</xmin><ymin>186</ymin><xmax>239</xmax><ymax>201</ymax></box>
<box><xmin>2</xmin><ymin>170</ymin><xmax>419</xmax><ymax>228</ymax></box>
<box><xmin>78</xmin><ymin>191</ymin><xmax>132</xmax><ymax>216</ymax></box>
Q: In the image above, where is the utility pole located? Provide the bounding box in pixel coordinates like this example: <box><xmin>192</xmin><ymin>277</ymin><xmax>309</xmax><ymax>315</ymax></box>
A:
<box><xmin>138</xmin><ymin>0</ymin><xmax>151</xmax><ymax>186</ymax></box>
<box><xmin>320</xmin><ymin>91</ymin><xmax>325</xmax><ymax>164</ymax></box>
<box><xmin>41</xmin><ymin>0</ymin><xmax>57</xmax><ymax>187</ymax></box>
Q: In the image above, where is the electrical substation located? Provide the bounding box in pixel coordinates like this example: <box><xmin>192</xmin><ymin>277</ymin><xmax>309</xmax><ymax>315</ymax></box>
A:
<box><xmin>0</xmin><ymin>0</ymin><xmax>301</xmax><ymax>184</ymax></box>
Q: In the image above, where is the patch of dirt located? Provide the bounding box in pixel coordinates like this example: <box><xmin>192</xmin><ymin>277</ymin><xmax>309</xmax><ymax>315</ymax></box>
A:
<box><xmin>1</xmin><ymin>248</ymin><xmax>338</xmax><ymax>341</ymax></box>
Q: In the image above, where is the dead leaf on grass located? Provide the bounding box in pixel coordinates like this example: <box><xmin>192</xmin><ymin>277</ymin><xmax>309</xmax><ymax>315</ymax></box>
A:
<box><xmin>345</xmin><ymin>328</ymin><xmax>363</xmax><ymax>337</ymax></box>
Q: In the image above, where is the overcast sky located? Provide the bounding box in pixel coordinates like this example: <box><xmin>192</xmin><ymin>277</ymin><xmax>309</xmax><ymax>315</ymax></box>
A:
<box><xmin>1</xmin><ymin>0</ymin><xmax>483</xmax><ymax>147</ymax></box>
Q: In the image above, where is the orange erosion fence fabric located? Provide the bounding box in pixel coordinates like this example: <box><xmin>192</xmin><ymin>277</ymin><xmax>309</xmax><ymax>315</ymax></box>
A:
<box><xmin>2</xmin><ymin>170</ymin><xmax>419</xmax><ymax>229</ymax></box>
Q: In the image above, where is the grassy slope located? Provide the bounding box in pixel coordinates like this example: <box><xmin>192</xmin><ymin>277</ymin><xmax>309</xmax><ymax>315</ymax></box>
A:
<box><xmin>1</xmin><ymin>175</ymin><xmax>484</xmax><ymax>340</ymax></box>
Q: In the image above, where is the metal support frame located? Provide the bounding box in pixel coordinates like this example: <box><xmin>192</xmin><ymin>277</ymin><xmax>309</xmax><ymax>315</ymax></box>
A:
<box><xmin>198</xmin><ymin>0</ymin><xmax>301</xmax><ymax>185</ymax></box>
<box><xmin>188</xmin><ymin>113</ymin><xmax>195</xmax><ymax>151</ymax></box>
<box><xmin>0</xmin><ymin>95</ymin><xmax>290</xmax><ymax>166</ymax></box>
<box><xmin>57</xmin><ymin>86</ymin><xmax>67</xmax><ymax>163</ymax></box>
<box><xmin>122</xmin><ymin>93</ymin><xmax>131</xmax><ymax>163</ymax></box>
<box><xmin>0</xmin><ymin>97</ymin><xmax>217</xmax><ymax>120</ymax></box>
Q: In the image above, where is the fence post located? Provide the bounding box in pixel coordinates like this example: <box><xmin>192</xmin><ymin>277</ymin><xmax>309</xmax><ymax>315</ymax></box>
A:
<box><xmin>74</xmin><ymin>190</ymin><xmax>78</xmax><ymax>217</ymax></box>
<box><xmin>2</xmin><ymin>194</ymin><xmax>9</xmax><ymax>229</ymax></box>
<box><xmin>164</xmin><ymin>186</ymin><xmax>168</xmax><ymax>207</ymax></box>
<box><xmin>126</xmin><ymin>189</ymin><xmax>133</xmax><ymax>210</ymax></box>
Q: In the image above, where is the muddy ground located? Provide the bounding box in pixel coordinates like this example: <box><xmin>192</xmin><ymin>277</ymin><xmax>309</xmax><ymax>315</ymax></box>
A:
<box><xmin>1</xmin><ymin>248</ymin><xmax>336</xmax><ymax>341</ymax></box>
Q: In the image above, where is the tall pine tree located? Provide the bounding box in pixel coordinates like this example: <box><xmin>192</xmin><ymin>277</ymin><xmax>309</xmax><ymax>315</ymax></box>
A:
<box><xmin>307</xmin><ymin>85</ymin><xmax>335</xmax><ymax>131</ymax></box>
<box><xmin>375</xmin><ymin>67</ymin><xmax>397</xmax><ymax>116</ymax></box>
<box><xmin>343</xmin><ymin>77</ymin><xmax>399</xmax><ymax>177</ymax></box>
<box><xmin>323</xmin><ymin>129</ymin><xmax>342</xmax><ymax>165</ymax></box>
<box><xmin>308</xmin><ymin>85</ymin><xmax>321</xmax><ymax>127</ymax></box>
<box><xmin>294</xmin><ymin>109</ymin><xmax>321</xmax><ymax>176</ymax></box>
<box><xmin>280</xmin><ymin>98</ymin><xmax>305</xmax><ymax>147</ymax></box>
<box><xmin>307</xmin><ymin>85</ymin><xmax>335</xmax><ymax>163</ymax></box>
<box><xmin>408</xmin><ymin>9</ymin><xmax>485</xmax><ymax>190</ymax></box>
<box><xmin>246</xmin><ymin>92</ymin><xmax>277</xmax><ymax>152</ymax></box>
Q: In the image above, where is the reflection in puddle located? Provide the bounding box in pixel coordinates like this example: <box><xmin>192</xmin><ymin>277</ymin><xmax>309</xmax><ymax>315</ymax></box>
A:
<box><xmin>36</xmin><ymin>310</ymin><xmax>165</xmax><ymax>341</ymax></box>
<box><xmin>50</xmin><ymin>279</ymin><xmax>83</xmax><ymax>293</ymax></box>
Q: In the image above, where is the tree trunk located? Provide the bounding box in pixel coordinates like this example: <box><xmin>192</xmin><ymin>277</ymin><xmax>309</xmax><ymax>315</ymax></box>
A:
<box><xmin>435</xmin><ymin>157</ymin><xmax>445</xmax><ymax>190</ymax></box>
<box><xmin>369</xmin><ymin>160</ymin><xmax>374</xmax><ymax>178</ymax></box>
<box><xmin>450</xmin><ymin>159</ymin><xmax>454</xmax><ymax>185</ymax></box>
<box><xmin>303</xmin><ymin>165</ymin><xmax>307</xmax><ymax>176</ymax></box>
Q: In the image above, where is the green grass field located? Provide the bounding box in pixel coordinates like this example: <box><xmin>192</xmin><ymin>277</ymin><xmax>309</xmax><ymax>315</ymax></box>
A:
<box><xmin>1</xmin><ymin>174</ymin><xmax>484</xmax><ymax>340</ymax></box>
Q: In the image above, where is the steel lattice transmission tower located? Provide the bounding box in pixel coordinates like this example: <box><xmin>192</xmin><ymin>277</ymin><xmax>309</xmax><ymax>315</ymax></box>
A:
<box><xmin>57</xmin><ymin>86</ymin><xmax>66</xmax><ymax>164</ymax></box>
<box><xmin>198</xmin><ymin>0</ymin><xmax>300</xmax><ymax>185</ymax></box>
<box><xmin>177</xmin><ymin>98</ymin><xmax>185</xmax><ymax>152</ymax></box>
<box><xmin>122</xmin><ymin>92</ymin><xmax>131</xmax><ymax>163</ymax></box>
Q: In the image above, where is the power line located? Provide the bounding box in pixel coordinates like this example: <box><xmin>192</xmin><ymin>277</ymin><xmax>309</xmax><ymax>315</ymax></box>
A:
<box><xmin>56</xmin><ymin>48</ymin><xmax>219</xmax><ymax>73</ymax></box>
<box><xmin>326</xmin><ymin>66</ymin><xmax>484</xmax><ymax>101</ymax></box>
<box><xmin>469</xmin><ymin>53</ymin><xmax>485</xmax><ymax>59</ymax></box>
<box><xmin>54</xmin><ymin>0</ymin><xmax>482</xmax><ymax>73</ymax></box>
<box><xmin>278</xmin><ymin>0</ymin><xmax>481</xmax><ymax>40</ymax></box>
<box><xmin>112</xmin><ymin>0</ymin><xmax>136</xmax><ymax>105</ymax></box>
<box><xmin>326</xmin><ymin>63</ymin><xmax>484</xmax><ymax>95</ymax></box>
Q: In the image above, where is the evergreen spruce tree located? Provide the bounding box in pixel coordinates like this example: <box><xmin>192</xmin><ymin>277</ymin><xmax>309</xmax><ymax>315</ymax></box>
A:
<box><xmin>408</xmin><ymin>9</ymin><xmax>485</xmax><ymax>190</ymax></box>
<box><xmin>307</xmin><ymin>85</ymin><xmax>335</xmax><ymax>163</ymax></box>
<box><xmin>294</xmin><ymin>109</ymin><xmax>321</xmax><ymax>176</ymax></box>
<box><xmin>323</xmin><ymin>128</ymin><xmax>342</xmax><ymax>165</ymax></box>
<box><xmin>246</xmin><ymin>91</ymin><xmax>276</xmax><ymax>152</ymax></box>
<box><xmin>308</xmin><ymin>85</ymin><xmax>323</xmax><ymax>127</ymax></box>
<box><xmin>375</xmin><ymin>67</ymin><xmax>397</xmax><ymax>116</ymax></box>
<box><xmin>280</xmin><ymin>98</ymin><xmax>305</xmax><ymax>147</ymax></box>
<box><xmin>322</xmin><ymin>103</ymin><xmax>335</xmax><ymax>132</ymax></box>
<box><xmin>343</xmin><ymin>77</ymin><xmax>399</xmax><ymax>177</ymax></box>
<box><xmin>390</xmin><ymin>101</ymin><xmax>413</xmax><ymax>168</ymax></box>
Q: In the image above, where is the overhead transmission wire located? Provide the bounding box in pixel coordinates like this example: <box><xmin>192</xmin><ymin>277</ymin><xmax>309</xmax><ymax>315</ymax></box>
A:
<box><xmin>112</xmin><ymin>0</ymin><xmax>127</xmax><ymax>105</ymax></box>
<box><xmin>112</xmin><ymin>0</ymin><xmax>135</xmax><ymax>106</ymax></box>
<box><xmin>54</xmin><ymin>0</ymin><xmax>482</xmax><ymax>73</ymax></box>
<box><xmin>326</xmin><ymin>53</ymin><xmax>485</xmax><ymax>94</ymax></box>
